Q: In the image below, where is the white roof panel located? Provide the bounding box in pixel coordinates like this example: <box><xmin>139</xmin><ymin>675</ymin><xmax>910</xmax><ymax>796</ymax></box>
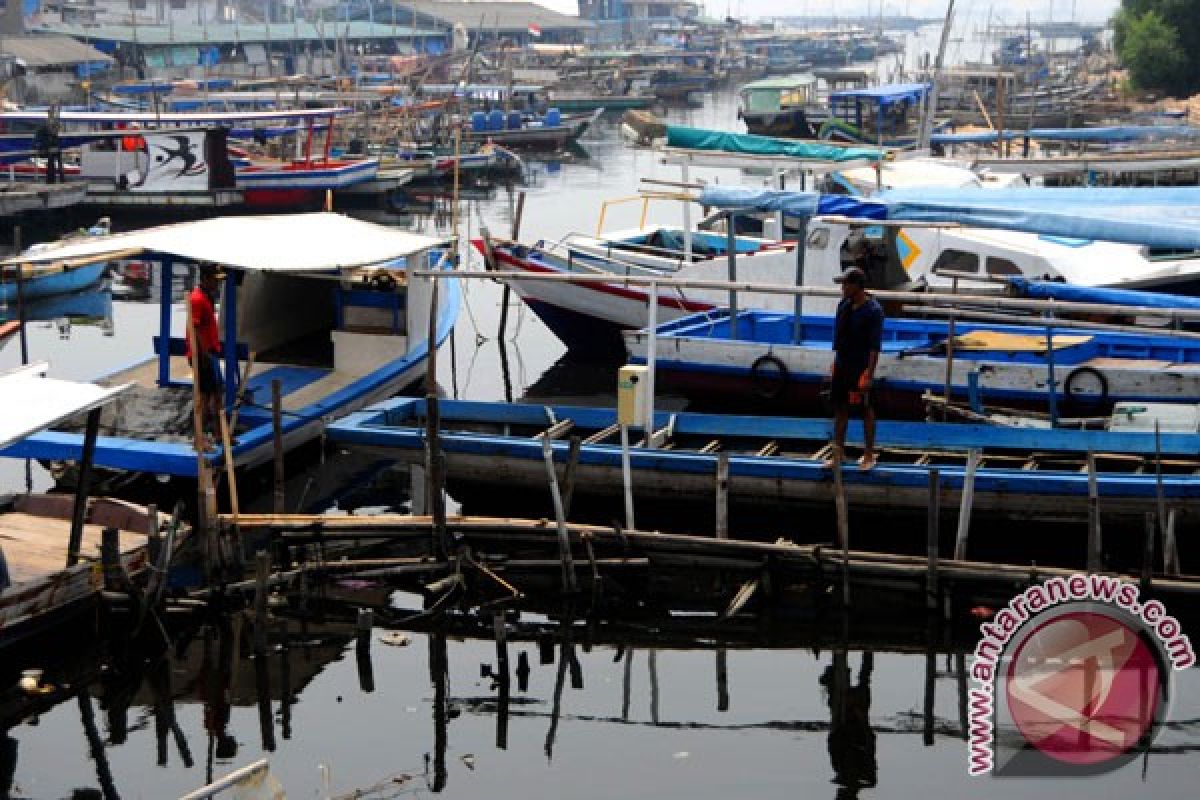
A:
<box><xmin>0</xmin><ymin>363</ymin><xmax>132</xmax><ymax>451</ymax></box>
<box><xmin>3</xmin><ymin>213</ymin><xmax>450</xmax><ymax>273</ymax></box>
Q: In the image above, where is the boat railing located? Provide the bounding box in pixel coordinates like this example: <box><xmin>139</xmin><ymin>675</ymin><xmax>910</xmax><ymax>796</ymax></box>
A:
<box><xmin>540</xmin><ymin>232</ymin><xmax>684</xmax><ymax>278</ymax></box>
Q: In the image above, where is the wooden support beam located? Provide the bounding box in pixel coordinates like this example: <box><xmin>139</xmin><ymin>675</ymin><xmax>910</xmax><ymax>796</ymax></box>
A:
<box><xmin>927</xmin><ymin>469</ymin><xmax>940</xmax><ymax>612</ymax></box>
<box><xmin>715</xmin><ymin>451</ymin><xmax>730</xmax><ymax>540</ymax></box>
<box><xmin>582</xmin><ymin>423</ymin><xmax>619</xmax><ymax>445</ymax></box>
<box><xmin>534</xmin><ymin>419</ymin><xmax>575</xmax><ymax>441</ymax></box>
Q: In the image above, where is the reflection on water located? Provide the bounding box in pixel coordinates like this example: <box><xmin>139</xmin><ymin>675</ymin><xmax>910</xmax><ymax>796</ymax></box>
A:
<box><xmin>4</xmin><ymin>602</ymin><xmax>1198</xmax><ymax>799</ymax></box>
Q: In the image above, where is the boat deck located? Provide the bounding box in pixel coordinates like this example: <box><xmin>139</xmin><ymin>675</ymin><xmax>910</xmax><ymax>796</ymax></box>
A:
<box><xmin>105</xmin><ymin>354</ymin><xmax>357</xmax><ymax>421</ymax></box>
<box><xmin>0</xmin><ymin>511</ymin><xmax>144</xmax><ymax>586</ymax></box>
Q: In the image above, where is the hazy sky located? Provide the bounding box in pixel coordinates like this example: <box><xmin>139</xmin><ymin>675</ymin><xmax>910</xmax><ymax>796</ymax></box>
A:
<box><xmin>536</xmin><ymin>0</ymin><xmax>1122</xmax><ymax>25</ymax></box>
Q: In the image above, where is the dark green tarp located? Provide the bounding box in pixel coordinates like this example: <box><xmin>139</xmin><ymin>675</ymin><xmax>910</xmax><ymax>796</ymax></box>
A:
<box><xmin>665</xmin><ymin>125</ymin><xmax>882</xmax><ymax>162</ymax></box>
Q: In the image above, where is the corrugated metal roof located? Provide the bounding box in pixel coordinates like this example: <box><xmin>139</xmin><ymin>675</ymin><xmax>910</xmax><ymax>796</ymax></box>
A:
<box><xmin>33</xmin><ymin>21</ymin><xmax>443</xmax><ymax>47</ymax></box>
<box><xmin>395</xmin><ymin>2</ymin><xmax>593</xmax><ymax>31</ymax></box>
<box><xmin>1</xmin><ymin>35</ymin><xmax>113</xmax><ymax>66</ymax></box>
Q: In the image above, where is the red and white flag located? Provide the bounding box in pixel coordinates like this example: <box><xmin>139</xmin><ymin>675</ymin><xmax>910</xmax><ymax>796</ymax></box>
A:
<box><xmin>527</xmin><ymin>24</ymin><xmax>542</xmax><ymax>37</ymax></box>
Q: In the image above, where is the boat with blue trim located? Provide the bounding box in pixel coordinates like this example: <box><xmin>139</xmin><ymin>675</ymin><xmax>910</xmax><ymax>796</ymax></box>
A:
<box><xmin>326</xmin><ymin>397</ymin><xmax>1200</xmax><ymax>523</ymax></box>
<box><xmin>624</xmin><ymin>308</ymin><xmax>1200</xmax><ymax>416</ymax></box>
<box><xmin>0</xmin><ymin>213</ymin><xmax>459</xmax><ymax>479</ymax></box>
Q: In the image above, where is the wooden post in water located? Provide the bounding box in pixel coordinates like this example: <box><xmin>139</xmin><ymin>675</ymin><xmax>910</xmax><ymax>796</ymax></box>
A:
<box><xmin>253</xmin><ymin>551</ymin><xmax>270</xmax><ymax>656</ymax></box>
<box><xmin>927</xmin><ymin>469</ymin><xmax>940</xmax><ymax>613</ymax></box>
<box><xmin>953</xmin><ymin>448</ymin><xmax>979</xmax><ymax>561</ymax></box>
<box><xmin>716</xmin><ymin>649</ymin><xmax>729</xmax><ymax>712</ymax></box>
<box><xmin>100</xmin><ymin>527</ymin><xmax>120</xmax><ymax>591</ymax></box>
<box><xmin>541</xmin><ymin>436</ymin><xmax>577</xmax><ymax>594</ymax></box>
<box><xmin>13</xmin><ymin>225</ymin><xmax>28</xmax><ymax>366</ymax></box>
<box><xmin>1141</xmin><ymin>512</ymin><xmax>1156</xmax><ymax>593</ymax></box>
<box><xmin>832</xmin><ymin>448</ymin><xmax>850</xmax><ymax>607</ymax></box>
<box><xmin>561</xmin><ymin>435</ymin><xmax>582</xmax><ymax>520</ymax></box>
<box><xmin>494</xmin><ymin>611</ymin><xmax>510</xmax><ymax>749</ymax></box>
<box><xmin>424</xmin><ymin>276</ymin><xmax>447</xmax><ymax>561</ymax></box>
<box><xmin>1086</xmin><ymin>451</ymin><xmax>1102</xmax><ymax>571</ymax></box>
<box><xmin>1163</xmin><ymin>509</ymin><xmax>1180</xmax><ymax>577</ymax></box>
<box><xmin>941</xmin><ymin>311</ymin><xmax>956</xmax><ymax>420</ymax></box>
<box><xmin>355</xmin><ymin>608</ymin><xmax>375</xmax><ymax>693</ymax></box>
<box><xmin>715</xmin><ymin>451</ymin><xmax>730</xmax><ymax>539</ymax></box>
<box><xmin>272</xmin><ymin>379</ymin><xmax>285</xmax><ymax>514</ymax></box>
<box><xmin>66</xmin><ymin>408</ymin><xmax>101</xmax><ymax>567</ymax></box>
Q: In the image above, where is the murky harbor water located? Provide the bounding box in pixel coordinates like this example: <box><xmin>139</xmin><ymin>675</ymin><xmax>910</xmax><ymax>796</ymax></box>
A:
<box><xmin>3</xmin><ymin>29</ymin><xmax>1198</xmax><ymax>799</ymax></box>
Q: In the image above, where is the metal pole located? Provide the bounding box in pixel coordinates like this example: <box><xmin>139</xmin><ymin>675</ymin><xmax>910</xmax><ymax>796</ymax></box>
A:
<box><xmin>792</xmin><ymin>217</ymin><xmax>808</xmax><ymax>342</ymax></box>
<box><xmin>1044</xmin><ymin>323</ymin><xmax>1058</xmax><ymax>425</ymax></box>
<box><xmin>726</xmin><ymin>214</ymin><xmax>738</xmax><ymax>338</ymax></box>
<box><xmin>681</xmin><ymin>163</ymin><xmax>693</xmax><ymax>261</ymax></box>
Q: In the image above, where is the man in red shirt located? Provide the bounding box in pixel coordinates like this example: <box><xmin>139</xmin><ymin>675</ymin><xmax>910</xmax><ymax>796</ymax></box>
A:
<box><xmin>186</xmin><ymin>263</ymin><xmax>225</xmax><ymax>449</ymax></box>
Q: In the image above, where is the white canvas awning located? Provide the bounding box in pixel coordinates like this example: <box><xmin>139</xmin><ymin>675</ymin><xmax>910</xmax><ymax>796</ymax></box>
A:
<box><xmin>2</xmin><ymin>214</ymin><xmax>450</xmax><ymax>273</ymax></box>
<box><xmin>0</xmin><ymin>363</ymin><xmax>132</xmax><ymax>451</ymax></box>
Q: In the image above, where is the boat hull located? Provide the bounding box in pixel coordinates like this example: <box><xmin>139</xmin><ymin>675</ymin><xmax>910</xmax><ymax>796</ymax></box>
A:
<box><xmin>328</xmin><ymin>399</ymin><xmax>1200</xmax><ymax>524</ymax></box>
<box><xmin>0</xmin><ymin>262</ymin><xmax>107</xmax><ymax>303</ymax></box>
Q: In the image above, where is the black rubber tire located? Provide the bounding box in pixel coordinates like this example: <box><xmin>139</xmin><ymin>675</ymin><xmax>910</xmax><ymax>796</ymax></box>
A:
<box><xmin>1063</xmin><ymin>366</ymin><xmax>1109</xmax><ymax>408</ymax></box>
<box><xmin>750</xmin><ymin>354</ymin><xmax>790</xmax><ymax>401</ymax></box>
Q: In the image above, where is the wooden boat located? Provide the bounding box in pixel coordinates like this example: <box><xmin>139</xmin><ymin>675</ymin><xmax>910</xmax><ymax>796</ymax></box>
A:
<box><xmin>463</xmin><ymin>108</ymin><xmax>601</xmax><ymax>150</ymax></box>
<box><xmin>0</xmin><ymin>214</ymin><xmax>459</xmax><ymax>478</ymax></box>
<box><xmin>477</xmin><ymin>226</ymin><xmax>798</xmax><ymax>354</ymax></box>
<box><xmin>326</xmin><ymin>397</ymin><xmax>1200</xmax><ymax>523</ymax></box>
<box><xmin>625</xmin><ymin>309</ymin><xmax>1200</xmax><ymax>416</ymax></box>
<box><xmin>1</xmin><ymin>260</ymin><xmax>107</xmax><ymax>304</ymax></box>
<box><xmin>0</xmin><ymin>364</ymin><xmax>175</xmax><ymax>645</ymax></box>
<box><xmin>739</xmin><ymin>74</ymin><xmax>822</xmax><ymax>139</ymax></box>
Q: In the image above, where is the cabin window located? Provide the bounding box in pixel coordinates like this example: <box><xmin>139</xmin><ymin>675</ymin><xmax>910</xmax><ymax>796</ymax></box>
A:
<box><xmin>807</xmin><ymin>228</ymin><xmax>830</xmax><ymax>250</ymax></box>
<box><xmin>745</xmin><ymin>90</ymin><xmax>780</xmax><ymax>113</ymax></box>
<box><xmin>986</xmin><ymin>257</ymin><xmax>1022</xmax><ymax>276</ymax></box>
<box><xmin>169</xmin><ymin>0</ymin><xmax>186</xmax><ymax>8</ymax></box>
<box><xmin>130</xmin><ymin>0</ymin><xmax>146</xmax><ymax>7</ymax></box>
<box><xmin>931</xmin><ymin>249</ymin><xmax>979</xmax><ymax>274</ymax></box>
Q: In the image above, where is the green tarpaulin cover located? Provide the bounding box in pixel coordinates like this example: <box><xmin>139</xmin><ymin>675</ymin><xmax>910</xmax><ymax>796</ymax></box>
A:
<box><xmin>665</xmin><ymin>125</ymin><xmax>882</xmax><ymax>162</ymax></box>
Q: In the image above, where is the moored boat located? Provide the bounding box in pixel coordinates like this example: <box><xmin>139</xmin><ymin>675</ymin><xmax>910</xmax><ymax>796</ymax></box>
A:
<box><xmin>1</xmin><ymin>214</ymin><xmax>459</xmax><ymax>478</ymax></box>
<box><xmin>327</xmin><ymin>397</ymin><xmax>1200</xmax><ymax>524</ymax></box>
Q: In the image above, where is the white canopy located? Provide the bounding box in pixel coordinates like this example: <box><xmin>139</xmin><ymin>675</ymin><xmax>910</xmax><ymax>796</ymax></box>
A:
<box><xmin>0</xmin><ymin>363</ymin><xmax>132</xmax><ymax>451</ymax></box>
<box><xmin>2</xmin><ymin>214</ymin><xmax>450</xmax><ymax>273</ymax></box>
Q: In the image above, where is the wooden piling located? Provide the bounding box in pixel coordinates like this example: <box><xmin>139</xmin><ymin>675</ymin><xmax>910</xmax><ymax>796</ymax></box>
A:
<box><xmin>356</xmin><ymin>608</ymin><xmax>375</xmax><ymax>693</ymax></box>
<box><xmin>13</xmin><ymin>227</ymin><xmax>29</xmax><ymax>366</ymax></box>
<box><xmin>831</xmin><ymin>447</ymin><xmax>850</xmax><ymax>607</ymax></box>
<box><xmin>1164</xmin><ymin>509</ymin><xmax>1180</xmax><ymax>577</ymax></box>
<box><xmin>1086</xmin><ymin>451</ymin><xmax>1102</xmax><ymax>572</ymax></box>
<box><xmin>953</xmin><ymin>449</ymin><xmax>979</xmax><ymax>561</ymax></box>
<box><xmin>1141</xmin><ymin>512</ymin><xmax>1156</xmax><ymax>593</ymax></box>
<box><xmin>272</xmin><ymin>379</ymin><xmax>285</xmax><ymax>515</ymax></box>
<box><xmin>927</xmin><ymin>469</ymin><xmax>940</xmax><ymax>612</ymax></box>
<box><xmin>561</xmin><ymin>435</ymin><xmax>582</xmax><ymax>520</ymax></box>
<box><xmin>495</xmin><ymin>611</ymin><xmax>510</xmax><ymax>749</ymax></box>
<box><xmin>716</xmin><ymin>649</ymin><xmax>729</xmax><ymax>712</ymax></box>
<box><xmin>715</xmin><ymin>451</ymin><xmax>730</xmax><ymax>540</ymax></box>
<box><xmin>541</xmin><ymin>436</ymin><xmax>577</xmax><ymax>593</ymax></box>
<box><xmin>100</xmin><ymin>527</ymin><xmax>120</xmax><ymax>592</ymax></box>
<box><xmin>253</xmin><ymin>551</ymin><xmax>270</xmax><ymax>655</ymax></box>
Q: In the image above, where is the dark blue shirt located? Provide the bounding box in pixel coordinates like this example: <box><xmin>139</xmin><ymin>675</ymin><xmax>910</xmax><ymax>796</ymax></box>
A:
<box><xmin>833</xmin><ymin>296</ymin><xmax>884</xmax><ymax>370</ymax></box>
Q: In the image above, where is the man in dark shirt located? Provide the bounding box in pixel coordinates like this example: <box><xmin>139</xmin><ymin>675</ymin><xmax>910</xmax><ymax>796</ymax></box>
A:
<box><xmin>830</xmin><ymin>267</ymin><xmax>884</xmax><ymax>470</ymax></box>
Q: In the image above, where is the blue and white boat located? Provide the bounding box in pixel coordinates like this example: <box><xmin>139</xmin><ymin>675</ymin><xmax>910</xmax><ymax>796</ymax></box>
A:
<box><xmin>624</xmin><ymin>309</ymin><xmax>1200</xmax><ymax>415</ymax></box>
<box><xmin>1</xmin><ymin>213</ymin><xmax>459</xmax><ymax>478</ymax></box>
<box><xmin>1</xmin><ymin>261</ymin><xmax>108</xmax><ymax>305</ymax></box>
<box><xmin>327</xmin><ymin>398</ymin><xmax>1200</xmax><ymax>523</ymax></box>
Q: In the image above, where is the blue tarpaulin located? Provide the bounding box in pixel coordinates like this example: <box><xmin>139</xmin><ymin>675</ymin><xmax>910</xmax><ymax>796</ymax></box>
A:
<box><xmin>698</xmin><ymin>186</ymin><xmax>1200</xmax><ymax>251</ymax></box>
<box><xmin>880</xmin><ymin>187</ymin><xmax>1200</xmax><ymax>251</ymax></box>
<box><xmin>699</xmin><ymin>187</ymin><xmax>887</xmax><ymax>219</ymax></box>
<box><xmin>1005</xmin><ymin>277</ymin><xmax>1200</xmax><ymax>310</ymax></box>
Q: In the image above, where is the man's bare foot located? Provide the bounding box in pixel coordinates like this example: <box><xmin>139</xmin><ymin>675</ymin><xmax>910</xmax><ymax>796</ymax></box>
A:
<box><xmin>857</xmin><ymin>452</ymin><xmax>877</xmax><ymax>471</ymax></box>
